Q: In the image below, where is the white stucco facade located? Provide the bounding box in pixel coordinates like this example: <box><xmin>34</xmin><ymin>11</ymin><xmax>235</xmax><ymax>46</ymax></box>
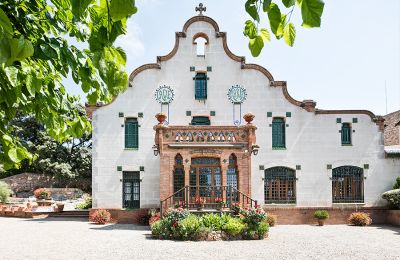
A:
<box><xmin>91</xmin><ymin>15</ymin><xmax>399</xmax><ymax>209</ymax></box>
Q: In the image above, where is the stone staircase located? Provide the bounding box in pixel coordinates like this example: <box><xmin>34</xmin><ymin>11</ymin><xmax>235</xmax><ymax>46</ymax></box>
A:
<box><xmin>48</xmin><ymin>210</ymin><xmax>89</xmax><ymax>218</ymax></box>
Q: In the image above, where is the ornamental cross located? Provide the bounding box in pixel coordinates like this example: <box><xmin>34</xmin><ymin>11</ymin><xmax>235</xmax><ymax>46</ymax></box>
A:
<box><xmin>195</xmin><ymin>3</ymin><xmax>206</xmax><ymax>15</ymax></box>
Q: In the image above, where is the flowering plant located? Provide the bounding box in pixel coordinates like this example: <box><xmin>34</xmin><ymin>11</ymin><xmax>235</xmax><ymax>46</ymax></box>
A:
<box><xmin>33</xmin><ymin>188</ymin><xmax>50</xmax><ymax>200</ymax></box>
<box><xmin>89</xmin><ymin>209</ymin><xmax>111</xmax><ymax>224</ymax></box>
<box><xmin>240</xmin><ymin>206</ymin><xmax>267</xmax><ymax>226</ymax></box>
<box><xmin>174</xmin><ymin>201</ymin><xmax>186</xmax><ymax>208</ymax></box>
<box><xmin>215</xmin><ymin>197</ymin><xmax>224</xmax><ymax>204</ymax></box>
<box><xmin>195</xmin><ymin>197</ymin><xmax>205</xmax><ymax>205</ymax></box>
<box><xmin>231</xmin><ymin>202</ymin><xmax>241</xmax><ymax>210</ymax></box>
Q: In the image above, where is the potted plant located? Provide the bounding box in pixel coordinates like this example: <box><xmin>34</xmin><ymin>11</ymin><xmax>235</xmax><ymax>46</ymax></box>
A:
<box><xmin>34</xmin><ymin>188</ymin><xmax>50</xmax><ymax>200</ymax></box>
<box><xmin>243</xmin><ymin>112</ymin><xmax>255</xmax><ymax>124</ymax></box>
<box><xmin>56</xmin><ymin>203</ymin><xmax>64</xmax><ymax>212</ymax></box>
<box><xmin>195</xmin><ymin>196</ymin><xmax>205</xmax><ymax>211</ymax></box>
<box><xmin>231</xmin><ymin>202</ymin><xmax>241</xmax><ymax>215</ymax></box>
<box><xmin>314</xmin><ymin>210</ymin><xmax>329</xmax><ymax>226</ymax></box>
<box><xmin>215</xmin><ymin>197</ymin><xmax>224</xmax><ymax>210</ymax></box>
<box><xmin>155</xmin><ymin>112</ymin><xmax>167</xmax><ymax>124</ymax></box>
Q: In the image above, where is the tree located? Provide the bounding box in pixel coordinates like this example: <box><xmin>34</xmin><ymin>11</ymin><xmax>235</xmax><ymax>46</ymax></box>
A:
<box><xmin>243</xmin><ymin>0</ymin><xmax>324</xmax><ymax>56</ymax></box>
<box><xmin>0</xmin><ymin>0</ymin><xmax>137</xmax><ymax>170</ymax></box>
<box><xmin>3</xmin><ymin>107</ymin><xmax>91</xmax><ymax>180</ymax></box>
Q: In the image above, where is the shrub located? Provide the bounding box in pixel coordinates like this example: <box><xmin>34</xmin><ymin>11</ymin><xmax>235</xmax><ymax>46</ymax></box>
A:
<box><xmin>176</xmin><ymin>214</ymin><xmax>201</xmax><ymax>240</ymax></box>
<box><xmin>33</xmin><ymin>188</ymin><xmax>50</xmax><ymax>199</ymax></box>
<box><xmin>382</xmin><ymin>189</ymin><xmax>400</xmax><ymax>209</ymax></box>
<box><xmin>265</xmin><ymin>214</ymin><xmax>277</xmax><ymax>227</ymax></box>
<box><xmin>222</xmin><ymin>218</ymin><xmax>245</xmax><ymax>236</ymax></box>
<box><xmin>89</xmin><ymin>209</ymin><xmax>111</xmax><ymax>224</ymax></box>
<box><xmin>314</xmin><ymin>210</ymin><xmax>329</xmax><ymax>220</ymax></box>
<box><xmin>256</xmin><ymin>222</ymin><xmax>269</xmax><ymax>239</ymax></box>
<box><xmin>75</xmin><ymin>197</ymin><xmax>92</xmax><ymax>209</ymax></box>
<box><xmin>393</xmin><ymin>177</ymin><xmax>400</xmax><ymax>189</ymax></box>
<box><xmin>201</xmin><ymin>213</ymin><xmax>226</xmax><ymax>230</ymax></box>
<box><xmin>348</xmin><ymin>212</ymin><xmax>372</xmax><ymax>226</ymax></box>
<box><xmin>151</xmin><ymin>218</ymin><xmax>171</xmax><ymax>239</ymax></box>
<box><xmin>241</xmin><ymin>206</ymin><xmax>267</xmax><ymax>226</ymax></box>
<box><xmin>164</xmin><ymin>207</ymin><xmax>189</xmax><ymax>224</ymax></box>
<box><xmin>0</xmin><ymin>181</ymin><xmax>12</xmax><ymax>203</ymax></box>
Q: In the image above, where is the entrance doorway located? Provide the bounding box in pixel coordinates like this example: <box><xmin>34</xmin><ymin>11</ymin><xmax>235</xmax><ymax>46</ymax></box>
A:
<box><xmin>122</xmin><ymin>172</ymin><xmax>140</xmax><ymax>208</ymax></box>
<box><xmin>189</xmin><ymin>157</ymin><xmax>222</xmax><ymax>203</ymax></box>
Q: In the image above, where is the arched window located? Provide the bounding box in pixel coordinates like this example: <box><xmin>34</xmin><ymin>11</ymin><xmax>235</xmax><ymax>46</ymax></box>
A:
<box><xmin>272</xmin><ymin>118</ymin><xmax>285</xmax><ymax>149</ymax></box>
<box><xmin>193</xmin><ymin>33</ymin><xmax>208</xmax><ymax>56</ymax></box>
<box><xmin>264</xmin><ymin>167</ymin><xmax>296</xmax><ymax>204</ymax></box>
<box><xmin>173</xmin><ymin>154</ymin><xmax>185</xmax><ymax>201</ymax></box>
<box><xmin>227</xmin><ymin>154</ymin><xmax>238</xmax><ymax>189</ymax></box>
<box><xmin>332</xmin><ymin>166</ymin><xmax>363</xmax><ymax>203</ymax></box>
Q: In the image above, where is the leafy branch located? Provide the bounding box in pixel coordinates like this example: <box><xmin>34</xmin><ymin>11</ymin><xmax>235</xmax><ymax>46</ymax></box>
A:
<box><xmin>243</xmin><ymin>0</ymin><xmax>325</xmax><ymax>56</ymax></box>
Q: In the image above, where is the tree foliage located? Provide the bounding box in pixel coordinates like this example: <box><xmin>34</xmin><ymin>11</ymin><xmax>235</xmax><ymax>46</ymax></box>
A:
<box><xmin>2</xmin><ymin>107</ymin><xmax>91</xmax><ymax>180</ymax></box>
<box><xmin>243</xmin><ymin>0</ymin><xmax>324</xmax><ymax>56</ymax></box>
<box><xmin>0</xmin><ymin>0</ymin><xmax>137</xmax><ymax>170</ymax></box>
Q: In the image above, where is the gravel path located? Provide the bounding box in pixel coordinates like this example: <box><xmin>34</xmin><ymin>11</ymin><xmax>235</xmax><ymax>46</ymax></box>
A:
<box><xmin>1</xmin><ymin>217</ymin><xmax>399</xmax><ymax>260</ymax></box>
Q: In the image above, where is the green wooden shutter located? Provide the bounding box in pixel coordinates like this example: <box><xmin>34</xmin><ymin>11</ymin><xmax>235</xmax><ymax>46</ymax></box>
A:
<box><xmin>341</xmin><ymin>123</ymin><xmax>351</xmax><ymax>145</ymax></box>
<box><xmin>194</xmin><ymin>73</ymin><xmax>207</xmax><ymax>99</ymax></box>
<box><xmin>125</xmin><ymin>118</ymin><xmax>138</xmax><ymax>148</ymax></box>
<box><xmin>272</xmin><ymin>118</ymin><xmax>285</xmax><ymax>148</ymax></box>
<box><xmin>191</xmin><ymin>116</ymin><xmax>210</xmax><ymax>125</ymax></box>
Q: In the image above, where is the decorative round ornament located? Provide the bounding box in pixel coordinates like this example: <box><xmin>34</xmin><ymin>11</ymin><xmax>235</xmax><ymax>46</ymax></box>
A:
<box><xmin>155</xmin><ymin>85</ymin><xmax>175</xmax><ymax>104</ymax></box>
<box><xmin>227</xmin><ymin>85</ymin><xmax>247</xmax><ymax>104</ymax></box>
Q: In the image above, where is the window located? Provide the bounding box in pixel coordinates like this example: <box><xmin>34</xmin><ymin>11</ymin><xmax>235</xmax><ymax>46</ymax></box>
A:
<box><xmin>227</xmin><ymin>154</ymin><xmax>238</xmax><ymax>189</ymax></box>
<box><xmin>173</xmin><ymin>154</ymin><xmax>185</xmax><ymax>201</ymax></box>
<box><xmin>341</xmin><ymin>123</ymin><xmax>352</xmax><ymax>145</ymax></box>
<box><xmin>191</xmin><ymin>116</ymin><xmax>210</xmax><ymax>125</ymax></box>
<box><xmin>194</xmin><ymin>37</ymin><xmax>206</xmax><ymax>56</ymax></box>
<box><xmin>264</xmin><ymin>167</ymin><xmax>296</xmax><ymax>204</ymax></box>
<box><xmin>272</xmin><ymin>118</ymin><xmax>285</xmax><ymax>148</ymax></box>
<box><xmin>125</xmin><ymin>118</ymin><xmax>138</xmax><ymax>148</ymax></box>
<box><xmin>122</xmin><ymin>172</ymin><xmax>140</xmax><ymax>208</ymax></box>
<box><xmin>332</xmin><ymin>166</ymin><xmax>364</xmax><ymax>203</ymax></box>
<box><xmin>194</xmin><ymin>73</ymin><xmax>207</xmax><ymax>100</ymax></box>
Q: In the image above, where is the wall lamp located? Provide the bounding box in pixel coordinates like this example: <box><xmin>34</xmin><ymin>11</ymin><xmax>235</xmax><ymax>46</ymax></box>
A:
<box><xmin>152</xmin><ymin>144</ymin><xmax>160</xmax><ymax>156</ymax></box>
<box><xmin>250</xmin><ymin>144</ymin><xmax>260</xmax><ymax>156</ymax></box>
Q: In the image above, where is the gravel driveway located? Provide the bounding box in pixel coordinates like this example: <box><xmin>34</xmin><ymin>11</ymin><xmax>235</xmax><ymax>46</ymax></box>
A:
<box><xmin>1</xmin><ymin>217</ymin><xmax>399</xmax><ymax>260</ymax></box>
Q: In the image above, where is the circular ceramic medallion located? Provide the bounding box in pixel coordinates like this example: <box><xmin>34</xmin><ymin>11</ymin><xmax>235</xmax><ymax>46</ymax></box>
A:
<box><xmin>227</xmin><ymin>85</ymin><xmax>247</xmax><ymax>104</ymax></box>
<box><xmin>155</xmin><ymin>85</ymin><xmax>175</xmax><ymax>104</ymax></box>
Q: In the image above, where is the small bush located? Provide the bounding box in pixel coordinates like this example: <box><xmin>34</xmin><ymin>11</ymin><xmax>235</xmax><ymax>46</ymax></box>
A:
<box><xmin>265</xmin><ymin>214</ymin><xmax>277</xmax><ymax>227</ymax></box>
<box><xmin>314</xmin><ymin>210</ymin><xmax>329</xmax><ymax>220</ymax></box>
<box><xmin>348</xmin><ymin>212</ymin><xmax>372</xmax><ymax>226</ymax></box>
<box><xmin>164</xmin><ymin>207</ymin><xmax>189</xmax><ymax>224</ymax></box>
<box><xmin>89</xmin><ymin>209</ymin><xmax>111</xmax><ymax>224</ymax></box>
<box><xmin>393</xmin><ymin>177</ymin><xmax>400</xmax><ymax>189</ymax></box>
<box><xmin>241</xmin><ymin>206</ymin><xmax>267</xmax><ymax>226</ymax></box>
<box><xmin>176</xmin><ymin>214</ymin><xmax>201</xmax><ymax>240</ymax></box>
<box><xmin>222</xmin><ymin>218</ymin><xmax>245</xmax><ymax>236</ymax></box>
<box><xmin>0</xmin><ymin>181</ymin><xmax>12</xmax><ymax>203</ymax></box>
<box><xmin>382</xmin><ymin>189</ymin><xmax>400</xmax><ymax>209</ymax></box>
<box><xmin>33</xmin><ymin>188</ymin><xmax>50</xmax><ymax>199</ymax></box>
<box><xmin>151</xmin><ymin>218</ymin><xmax>170</xmax><ymax>239</ymax></box>
<box><xmin>75</xmin><ymin>197</ymin><xmax>92</xmax><ymax>209</ymax></box>
<box><xmin>256</xmin><ymin>222</ymin><xmax>269</xmax><ymax>239</ymax></box>
<box><xmin>201</xmin><ymin>213</ymin><xmax>226</xmax><ymax>230</ymax></box>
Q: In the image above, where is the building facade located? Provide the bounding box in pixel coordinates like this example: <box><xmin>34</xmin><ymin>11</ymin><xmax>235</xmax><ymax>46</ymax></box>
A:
<box><xmin>89</xmin><ymin>13</ymin><xmax>399</xmax><ymax>210</ymax></box>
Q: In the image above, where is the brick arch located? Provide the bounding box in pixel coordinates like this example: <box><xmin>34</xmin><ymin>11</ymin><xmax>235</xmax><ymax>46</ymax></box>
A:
<box><xmin>192</xmin><ymin>32</ymin><xmax>209</xmax><ymax>45</ymax></box>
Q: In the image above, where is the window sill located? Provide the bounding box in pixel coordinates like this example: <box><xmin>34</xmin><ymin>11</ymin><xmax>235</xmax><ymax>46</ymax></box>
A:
<box><xmin>272</xmin><ymin>147</ymin><xmax>286</xmax><ymax>150</ymax></box>
<box><xmin>264</xmin><ymin>203</ymin><xmax>297</xmax><ymax>207</ymax></box>
<box><xmin>341</xmin><ymin>144</ymin><xmax>352</xmax><ymax>146</ymax></box>
<box><xmin>124</xmin><ymin>148</ymin><xmax>139</xmax><ymax>151</ymax></box>
<box><xmin>332</xmin><ymin>203</ymin><xmax>365</xmax><ymax>205</ymax></box>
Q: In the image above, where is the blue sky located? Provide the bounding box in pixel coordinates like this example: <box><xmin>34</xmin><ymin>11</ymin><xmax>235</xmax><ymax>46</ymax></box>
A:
<box><xmin>66</xmin><ymin>0</ymin><xmax>400</xmax><ymax>115</ymax></box>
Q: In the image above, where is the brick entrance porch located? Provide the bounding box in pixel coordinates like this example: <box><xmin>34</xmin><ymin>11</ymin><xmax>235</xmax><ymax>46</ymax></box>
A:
<box><xmin>153</xmin><ymin>113</ymin><xmax>258</xmax><ymax>209</ymax></box>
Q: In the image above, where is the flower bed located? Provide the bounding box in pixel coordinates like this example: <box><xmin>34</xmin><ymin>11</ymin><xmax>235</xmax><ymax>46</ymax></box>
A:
<box><xmin>150</xmin><ymin>206</ymin><xmax>269</xmax><ymax>241</ymax></box>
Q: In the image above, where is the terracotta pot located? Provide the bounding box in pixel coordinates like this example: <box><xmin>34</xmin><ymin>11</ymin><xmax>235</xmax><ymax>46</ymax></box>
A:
<box><xmin>155</xmin><ymin>113</ymin><xmax>167</xmax><ymax>124</ymax></box>
<box><xmin>317</xmin><ymin>219</ymin><xmax>325</xmax><ymax>226</ymax></box>
<box><xmin>243</xmin><ymin>113</ymin><xmax>255</xmax><ymax>124</ymax></box>
<box><xmin>57</xmin><ymin>203</ymin><xmax>64</xmax><ymax>212</ymax></box>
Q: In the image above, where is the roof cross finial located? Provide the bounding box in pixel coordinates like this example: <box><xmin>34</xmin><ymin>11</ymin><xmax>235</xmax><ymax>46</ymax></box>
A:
<box><xmin>195</xmin><ymin>3</ymin><xmax>206</xmax><ymax>15</ymax></box>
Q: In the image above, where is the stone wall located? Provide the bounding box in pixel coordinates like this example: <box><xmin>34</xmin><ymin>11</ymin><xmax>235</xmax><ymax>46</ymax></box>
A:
<box><xmin>264</xmin><ymin>207</ymin><xmax>389</xmax><ymax>225</ymax></box>
<box><xmin>384</xmin><ymin>110</ymin><xmax>400</xmax><ymax>146</ymax></box>
<box><xmin>90</xmin><ymin>208</ymin><xmax>149</xmax><ymax>224</ymax></box>
<box><xmin>387</xmin><ymin>210</ymin><xmax>400</xmax><ymax>226</ymax></box>
<box><xmin>1</xmin><ymin>173</ymin><xmax>91</xmax><ymax>196</ymax></box>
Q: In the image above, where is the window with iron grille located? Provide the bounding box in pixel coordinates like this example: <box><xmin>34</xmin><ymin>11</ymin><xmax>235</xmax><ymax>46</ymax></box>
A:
<box><xmin>341</xmin><ymin>123</ymin><xmax>352</xmax><ymax>145</ymax></box>
<box><xmin>227</xmin><ymin>154</ymin><xmax>238</xmax><ymax>189</ymax></box>
<box><xmin>332</xmin><ymin>166</ymin><xmax>364</xmax><ymax>203</ymax></box>
<box><xmin>194</xmin><ymin>73</ymin><xmax>207</xmax><ymax>100</ymax></box>
<box><xmin>264</xmin><ymin>167</ymin><xmax>296</xmax><ymax>204</ymax></box>
<box><xmin>122</xmin><ymin>172</ymin><xmax>140</xmax><ymax>208</ymax></box>
<box><xmin>173</xmin><ymin>154</ymin><xmax>185</xmax><ymax>201</ymax></box>
<box><xmin>125</xmin><ymin>118</ymin><xmax>138</xmax><ymax>148</ymax></box>
<box><xmin>272</xmin><ymin>118</ymin><xmax>285</xmax><ymax>148</ymax></box>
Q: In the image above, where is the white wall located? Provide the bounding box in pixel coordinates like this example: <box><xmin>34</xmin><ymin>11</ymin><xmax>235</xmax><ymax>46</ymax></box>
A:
<box><xmin>92</xmin><ymin>19</ymin><xmax>399</xmax><ymax>208</ymax></box>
